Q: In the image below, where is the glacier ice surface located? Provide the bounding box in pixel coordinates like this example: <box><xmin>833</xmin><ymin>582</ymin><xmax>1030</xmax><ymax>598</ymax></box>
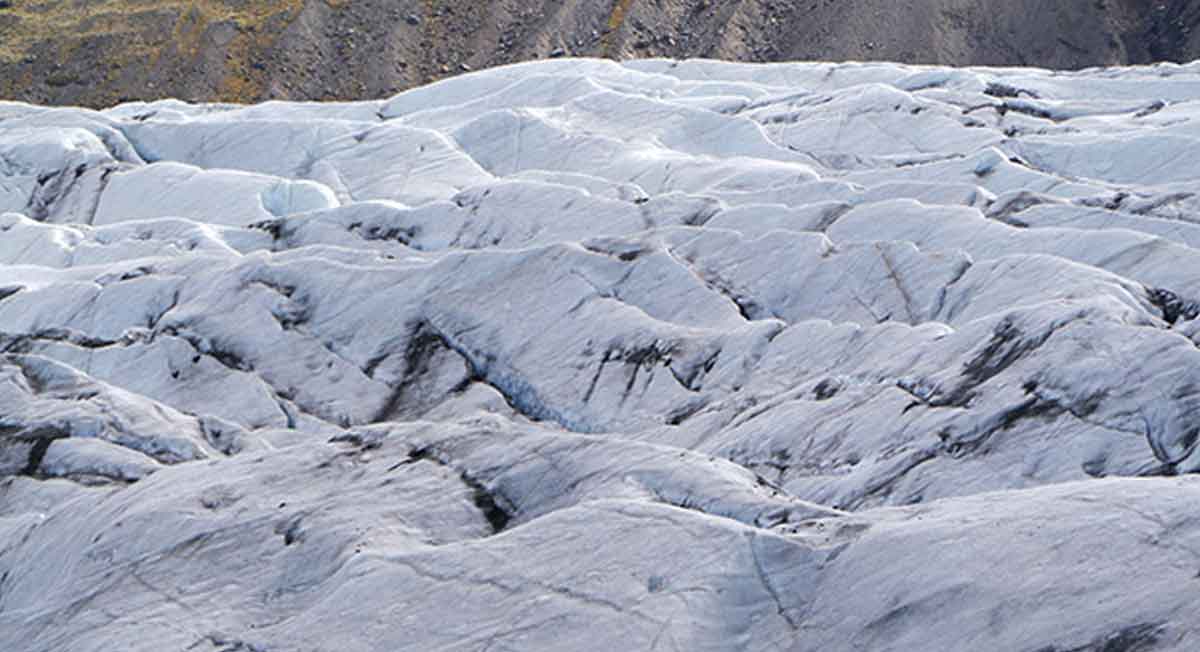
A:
<box><xmin>3</xmin><ymin>58</ymin><xmax>1200</xmax><ymax>651</ymax></box>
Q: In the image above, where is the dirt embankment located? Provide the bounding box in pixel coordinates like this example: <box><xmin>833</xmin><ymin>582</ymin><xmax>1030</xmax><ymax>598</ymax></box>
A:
<box><xmin>1</xmin><ymin>0</ymin><xmax>1198</xmax><ymax>107</ymax></box>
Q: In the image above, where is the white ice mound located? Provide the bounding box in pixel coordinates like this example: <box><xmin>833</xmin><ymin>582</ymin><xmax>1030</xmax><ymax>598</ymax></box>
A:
<box><xmin>3</xmin><ymin>58</ymin><xmax>1200</xmax><ymax>651</ymax></box>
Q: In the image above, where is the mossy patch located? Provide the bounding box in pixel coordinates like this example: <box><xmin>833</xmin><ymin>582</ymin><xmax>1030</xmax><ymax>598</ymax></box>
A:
<box><xmin>602</xmin><ymin>0</ymin><xmax>636</xmax><ymax>57</ymax></box>
<box><xmin>1</xmin><ymin>0</ymin><xmax>313</xmax><ymax>103</ymax></box>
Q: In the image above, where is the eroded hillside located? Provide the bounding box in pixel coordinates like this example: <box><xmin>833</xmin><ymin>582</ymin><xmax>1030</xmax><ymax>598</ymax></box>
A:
<box><xmin>1</xmin><ymin>0</ymin><xmax>1200</xmax><ymax>106</ymax></box>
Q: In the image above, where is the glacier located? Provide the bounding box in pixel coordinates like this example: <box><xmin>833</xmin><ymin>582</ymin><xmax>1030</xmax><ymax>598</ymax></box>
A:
<box><xmin>2</xmin><ymin>57</ymin><xmax>1200</xmax><ymax>651</ymax></box>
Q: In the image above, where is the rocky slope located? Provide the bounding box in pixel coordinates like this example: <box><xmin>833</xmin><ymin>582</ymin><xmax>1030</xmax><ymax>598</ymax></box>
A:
<box><xmin>3</xmin><ymin>0</ymin><xmax>1200</xmax><ymax>107</ymax></box>
<box><xmin>4</xmin><ymin>57</ymin><xmax>1200</xmax><ymax>650</ymax></box>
